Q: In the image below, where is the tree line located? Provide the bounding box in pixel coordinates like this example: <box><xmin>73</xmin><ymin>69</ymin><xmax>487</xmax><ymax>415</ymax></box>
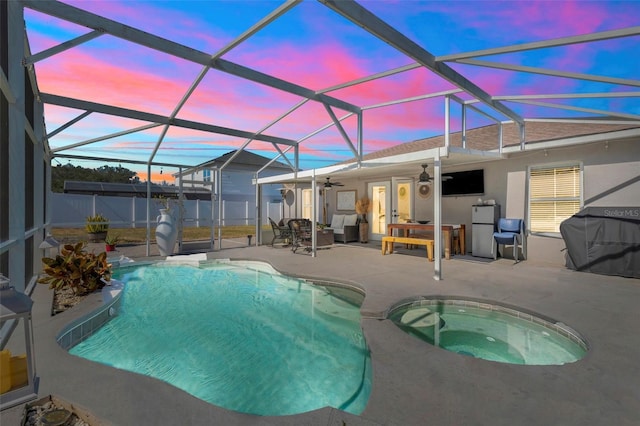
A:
<box><xmin>51</xmin><ymin>164</ymin><xmax>140</xmax><ymax>193</ymax></box>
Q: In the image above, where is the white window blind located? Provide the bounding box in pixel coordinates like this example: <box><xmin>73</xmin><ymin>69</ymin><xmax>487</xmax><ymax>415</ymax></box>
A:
<box><xmin>529</xmin><ymin>165</ymin><xmax>581</xmax><ymax>233</ymax></box>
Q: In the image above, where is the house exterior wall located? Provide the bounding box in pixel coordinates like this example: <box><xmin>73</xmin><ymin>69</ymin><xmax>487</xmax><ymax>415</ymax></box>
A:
<box><xmin>425</xmin><ymin>138</ymin><xmax>640</xmax><ymax>266</ymax></box>
<box><xmin>176</xmin><ymin>169</ymin><xmax>285</xmax><ymax>203</ymax></box>
<box><xmin>320</xmin><ymin>137</ymin><xmax>639</xmax><ymax>266</ymax></box>
<box><xmin>507</xmin><ymin>137</ymin><xmax>640</xmax><ymax>265</ymax></box>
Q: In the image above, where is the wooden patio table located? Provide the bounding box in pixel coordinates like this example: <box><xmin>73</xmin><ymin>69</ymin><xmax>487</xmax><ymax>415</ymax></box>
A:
<box><xmin>387</xmin><ymin>223</ymin><xmax>465</xmax><ymax>260</ymax></box>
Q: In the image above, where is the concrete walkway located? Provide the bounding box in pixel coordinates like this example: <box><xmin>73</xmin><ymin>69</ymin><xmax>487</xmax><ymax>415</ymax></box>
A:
<box><xmin>2</xmin><ymin>240</ymin><xmax>639</xmax><ymax>425</ymax></box>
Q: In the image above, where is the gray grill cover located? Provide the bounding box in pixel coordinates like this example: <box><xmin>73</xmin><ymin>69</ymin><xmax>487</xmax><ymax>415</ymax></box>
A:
<box><xmin>560</xmin><ymin>207</ymin><xmax>640</xmax><ymax>278</ymax></box>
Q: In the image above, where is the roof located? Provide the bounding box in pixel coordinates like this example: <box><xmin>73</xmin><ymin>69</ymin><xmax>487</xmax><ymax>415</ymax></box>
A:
<box><xmin>63</xmin><ymin>181</ymin><xmax>212</xmax><ymax>200</ymax></box>
<box><xmin>256</xmin><ymin>119</ymin><xmax>640</xmax><ymax>185</ymax></box>
<box><xmin>357</xmin><ymin>120</ymin><xmax>640</xmax><ymax>161</ymax></box>
<box><xmin>186</xmin><ymin>150</ymin><xmax>291</xmax><ymax>173</ymax></box>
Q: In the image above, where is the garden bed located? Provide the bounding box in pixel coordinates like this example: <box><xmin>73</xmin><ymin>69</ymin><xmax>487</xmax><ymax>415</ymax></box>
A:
<box><xmin>22</xmin><ymin>395</ymin><xmax>103</xmax><ymax>426</ymax></box>
<box><xmin>51</xmin><ymin>287</ymin><xmax>87</xmax><ymax>316</ymax></box>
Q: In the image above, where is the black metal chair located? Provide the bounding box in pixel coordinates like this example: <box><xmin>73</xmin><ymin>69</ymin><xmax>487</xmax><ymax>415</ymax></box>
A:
<box><xmin>288</xmin><ymin>218</ymin><xmax>313</xmax><ymax>253</ymax></box>
<box><xmin>269</xmin><ymin>217</ymin><xmax>291</xmax><ymax>247</ymax></box>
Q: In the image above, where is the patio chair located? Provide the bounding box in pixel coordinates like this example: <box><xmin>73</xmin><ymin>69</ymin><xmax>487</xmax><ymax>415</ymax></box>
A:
<box><xmin>288</xmin><ymin>218</ymin><xmax>313</xmax><ymax>253</ymax></box>
<box><xmin>269</xmin><ymin>217</ymin><xmax>291</xmax><ymax>247</ymax></box>
<box><xmin>492</xmin><ymin>218</ymin><xmax>526</xmax><ymax>262</ymax></box>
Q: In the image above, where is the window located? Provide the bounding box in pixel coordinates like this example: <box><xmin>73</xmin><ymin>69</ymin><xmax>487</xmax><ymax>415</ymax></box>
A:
<box><xmin>203</xmin><ymin>169</ymin><xmax>211</xmax><ymax>182</ymax></box>
<box><xmin>529</xmin><ymin>164</ymin><xmax>582</xmax><ymax>233</ymax></box>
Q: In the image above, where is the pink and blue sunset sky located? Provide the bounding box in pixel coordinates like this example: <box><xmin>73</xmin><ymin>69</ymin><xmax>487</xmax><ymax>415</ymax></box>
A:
<box><xmin>23</xmin><ymin>0</ymin><xmax>639</xmax><ymax>183</ymax></box>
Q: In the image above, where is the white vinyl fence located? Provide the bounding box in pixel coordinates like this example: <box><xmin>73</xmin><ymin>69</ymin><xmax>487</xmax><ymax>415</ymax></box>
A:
<box><xmin>50</xmin><ymin>193</ymin><xmax>283</xmax><ymax>229</ymax></box>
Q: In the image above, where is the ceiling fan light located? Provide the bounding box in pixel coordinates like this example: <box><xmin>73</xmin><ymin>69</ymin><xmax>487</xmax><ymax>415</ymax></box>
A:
<box><xmin>418</xmin><ymin>164</ymin><xmax>431</xmax><ymax>184</ymax></box>
<box><xmin>418</xmin><ymin>173</ymin><xmax>431</xmax><ymax>184</ymax></box>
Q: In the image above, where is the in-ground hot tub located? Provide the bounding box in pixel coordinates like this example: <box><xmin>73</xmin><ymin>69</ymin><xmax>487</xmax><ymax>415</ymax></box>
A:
<box><xmin>388</xmin><ymin>298</ymin><xmax>587</xmax><ymax>365</ymax></box>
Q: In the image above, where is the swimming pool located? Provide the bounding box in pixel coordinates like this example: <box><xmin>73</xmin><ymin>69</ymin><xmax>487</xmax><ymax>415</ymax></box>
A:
<box><xmin>388</xmin><ymin>298</ymin><xmax>587</xmax><ymax>365</ymax></box>
<box><xmin>67</xmin><ymin>260</ymin><xmax>371</xmax><ymax>416</ymax></box>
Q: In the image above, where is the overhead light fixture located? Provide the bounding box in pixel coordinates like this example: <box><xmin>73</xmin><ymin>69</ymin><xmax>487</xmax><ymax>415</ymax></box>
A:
<box><xmin>323</xmin><ymin>177</ymin><xmax>343</xmax><ymax>189</ymax></box>
<box><xmin>418</xmin><ymin>164</ymin><xmax>431</xmax><ymax>184</ymax></box>
<box><xmin>418</xmin><ymin>163</ymin><xmax>452</xmax><ymax>184</ymax></box>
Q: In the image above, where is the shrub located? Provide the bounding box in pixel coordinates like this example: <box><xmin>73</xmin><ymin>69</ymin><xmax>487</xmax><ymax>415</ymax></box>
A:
<box><xmin>104</xmin><ymin>233</ymin><xmax>119</xmax><ymax>245</ymax></box>
<box><xmin>85</xmin><ymin>214</ymin><xmax>109</xmax><ymax>233</ymax></box>
<box><xmin>39</xmin><ymin>242</ymin><xmax>112</xmax><ymax>296</ymax></box>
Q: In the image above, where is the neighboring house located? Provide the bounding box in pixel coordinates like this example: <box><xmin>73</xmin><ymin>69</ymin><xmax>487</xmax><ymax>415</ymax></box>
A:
<box><xmin>174</xmin><ymin>150</ymin><xmax>291</xmax><ymax>204</ymax></box>
<box><xmin>257</xmin><ymin>120</ymin><xmax>640</xmax><ymax>267</ymax></box>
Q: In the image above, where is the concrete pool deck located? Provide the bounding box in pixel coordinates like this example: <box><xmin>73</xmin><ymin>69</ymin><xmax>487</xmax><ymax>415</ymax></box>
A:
<box><xmin>2</xmin><ymin>240</ymin><xmax>639</xmax><ymax>425</ymax></box>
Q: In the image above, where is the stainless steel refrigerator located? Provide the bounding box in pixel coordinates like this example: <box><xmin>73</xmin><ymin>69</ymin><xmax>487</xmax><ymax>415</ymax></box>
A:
<box><xmin>472</xmin><ymin>204</ymin><xmax>500</xmax><ymax>258</ymax></box>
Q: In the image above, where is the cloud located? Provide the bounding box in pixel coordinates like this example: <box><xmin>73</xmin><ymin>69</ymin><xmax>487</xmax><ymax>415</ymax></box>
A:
<box><xmin>34</xmin><ymin>44</ymin><xmax>198</xmax><ymax>115</ymax></box>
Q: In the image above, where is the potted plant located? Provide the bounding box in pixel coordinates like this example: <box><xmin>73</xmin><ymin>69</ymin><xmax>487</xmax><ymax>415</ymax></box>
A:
<box><xmin>85</xmin><ymin>214</ymin><xmax>109</xmax><ymax>242</ymax></box>
<box><xmin>355</xmin><ymin>196</ymin><xmax>372</xmax><ymax>243</ymax></box>
<box><xmin>38</xmin><ymin>242</ymin><xmax>112</xmax><ymax>297</ymax></box>
<box><xmin>104</xmin><ymin>233</ymin><xmax>119</xmax><ymax>252</ymax></box>
<box><xmin>155</xmin><ymin>196</ymin><xmax>169</xmax><ymax>211</ymax></box>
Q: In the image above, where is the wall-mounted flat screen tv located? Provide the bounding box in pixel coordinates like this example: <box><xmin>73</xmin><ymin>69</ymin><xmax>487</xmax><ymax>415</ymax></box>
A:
<box><xmin>442</xmin><ymin>169</ymin><xmax>484</xmax><ymax>196</ymax></box>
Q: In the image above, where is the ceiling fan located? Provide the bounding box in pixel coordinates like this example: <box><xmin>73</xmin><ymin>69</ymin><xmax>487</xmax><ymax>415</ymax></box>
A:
<box><xmin>417</xmin><ymin>164</ymin><xmax>433</xmax><ymax>184</ymax></box>
<box><xmin>323</xmin><ymin>177</ymin><xmax>344</xmax><ymax>189</ymax></box>
<box><xmin>417</xmin><ymin>164</ymin><xmax>451</xmax><ymax>184</ymax></box>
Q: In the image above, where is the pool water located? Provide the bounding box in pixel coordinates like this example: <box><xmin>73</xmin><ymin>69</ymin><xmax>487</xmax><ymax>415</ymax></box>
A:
<box><xmin>70</xmin><ymin>262</ymin><xmax>371</xmax><ymax>416</ymax></box>
<box><xmin>389</xmin><ymin>299</ymin><xmax>587</xmax><ymax>365</ymax></box>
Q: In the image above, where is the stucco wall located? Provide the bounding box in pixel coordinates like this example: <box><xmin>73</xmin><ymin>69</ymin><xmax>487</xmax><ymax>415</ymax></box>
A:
<box><xmin>328</xmin><ymin>137</ymin><xmax>639</xmax><ymax>266</ymax></box>
<box><xmin>504</xmin><ymin>137</ymin><xmax>640</xmax><ymax>265</ymax></box>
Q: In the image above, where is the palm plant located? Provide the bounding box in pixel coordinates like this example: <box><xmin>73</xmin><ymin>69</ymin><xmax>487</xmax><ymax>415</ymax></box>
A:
<box><xmin>85</xmin><ymin>214</ymin><xmax>109</xmax><ymax>233</ymax></box>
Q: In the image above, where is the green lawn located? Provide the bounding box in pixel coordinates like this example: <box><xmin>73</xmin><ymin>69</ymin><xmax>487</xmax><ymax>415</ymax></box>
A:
<box><xmin>52</xmin><ymin>225</ymin><xmax>270</xmax><ymax>244</ymax></box>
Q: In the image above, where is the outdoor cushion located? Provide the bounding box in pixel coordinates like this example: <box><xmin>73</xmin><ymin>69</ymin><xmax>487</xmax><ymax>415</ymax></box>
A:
<box><xmin>330</xmin><ymin>214</ymin><xmax>345</xmax><ymax>229</ymax></box>
<box><xmin>344</xmin><ymin>214</ymin><xmax>358</xmax><ymax>227</ymax></box>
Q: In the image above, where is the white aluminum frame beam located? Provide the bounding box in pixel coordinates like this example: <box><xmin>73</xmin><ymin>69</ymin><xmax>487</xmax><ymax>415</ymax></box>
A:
<box><xmin>454</xmin><ymin>59</ymin><xmax>640</xmax><ymax>88</ymax></box>
<box><xmin>220</xmin><ymin>99</ymin><xmax>310</xmax><ymax>172</ymax></box>
<box><xmin>148</xmin><ymin>0</ymin><xmax>300</xmax><ymax>165</ymax></box>
<box><xmin>52</xmin><ymin>123</ymin><xmax>162</xmax><ymax>153</ymax></box>
<box><xmin>39</xmin><ymin>93</ymin><xmax>297</xmax><ymax>146</ymax></box>
<box><xmin>318</xmin><ymin>62</ymin><xmax>422</xmax><ymax>94</ymax></box>
<box><xmin>362</xmin><ymin>89</ymin><xmax>463</xmax><ymax>111</ymax></box>
<box><xmin>47</xmin><ymin>111</ymin><xmax>92</xmax><ymax>139</ymax></box>
<box><xmin>448</xmin><ymin>94</ymin><xmax>501</xmax><ymax>123</ymax></box>
<box><xmin>53</xmin><ymin>153</ymin><xmax>193</xmax><ymax>169</ymax></box>
<box><xmin>23</xmin><ymin>0</ymin><xmax>360</xmax><ymax>114</ymax></box>
<box><xmin>493</xmin><ymin>91</ymin><xmax>640</xmax><ymax>101</ymax></box>
<box><xmin>257</xmin><ymin>109</ymin><xmax>356</xmax><ymax>175</ymax></box>
<box><xmin>0</xmin><ymin>68</ymin><xmax>16</xmax><ymax>103</ymax></box>
<box><xmin>323</xmin><ymin>104</ymin><xmax>358</xmax><ymax>158</ymax></box>
<box><xmin>437</xmin><ymin>25</ymin><xmax>640</xmax><ymax>62</ymax></box>
<box><xmin>24</xmin><ymin>29</ymin><xmax>104</xmax><ymax>65</ymax></box>
<box><xmin>507</xmin><ymin>99</ymin><xmax>640</xmax><ymax>121</ymax></box>
<box><xmin>320</xmin><ymin>0</ymin><xmax>524</xmax><ymax>125</ymax></box>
